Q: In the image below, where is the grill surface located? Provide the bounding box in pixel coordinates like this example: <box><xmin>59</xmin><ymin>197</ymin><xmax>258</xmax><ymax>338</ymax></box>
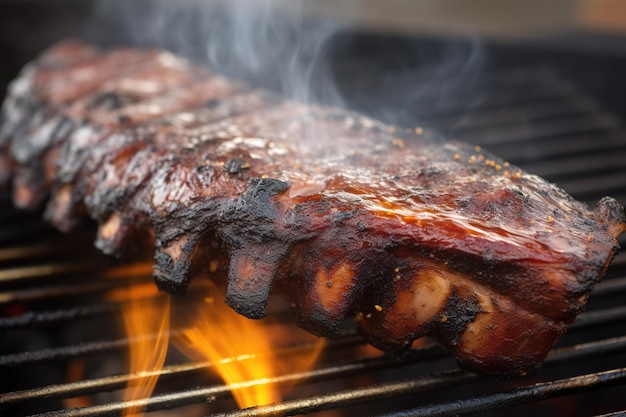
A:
<box><xmin>1</xmin><ymin>4</ymin><xmax>626</xmax><ymax>415</ymax></box>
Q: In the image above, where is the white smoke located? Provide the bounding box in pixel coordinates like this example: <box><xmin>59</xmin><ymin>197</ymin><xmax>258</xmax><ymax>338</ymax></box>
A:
<box><xmin>90</xmin><ymin>0</ymin><xmax>346</xmax><ymax>108</ymax></box>
<box><xmin>88</xmin><ymin>0</ymin><xmax>486</xmax><ymax>132</ymax></box>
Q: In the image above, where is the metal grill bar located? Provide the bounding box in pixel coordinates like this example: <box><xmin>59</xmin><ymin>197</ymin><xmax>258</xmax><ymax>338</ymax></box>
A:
<box><xmin>376</xmin><ymin>368</ymin><xmax>626</xmax><ymax>417</ymax></box>
<box><xmin>593</xmin><ymin>412</ymin><xmax>626</xmax><ymax>417</ymax></box>
<box><xmin>428</xmin><ymin>97</ymin><xmax>600</xmax><ymax>131</ymax></box>
<box><xmin>569</xmin><ymin>306</ymin><xmax>626</xmax><ymax>330</ymax></box>
<box><xmin>0</xmin><ymin>278</ymin><xmax>153</xmax><ymax>306</ymax></box>
<box><xmin>0</xmin><ymin>235</ymin><xmax>95</xmax><ymax>263</ymax></box>
<box><xmin>213</xmin><ymin>370</ymin><xmax>477</xmax><ymax>417</ymax></box>
<box><xmin>462</xmin><ymin>114</ymin><xmax>620</xmax><ymax>146</ymax></box>
<box><xmin>27</xmin><ymin>350</ymin><xmax>454</xmax><ymax>417</ymax></box>
<box><xmin>0</xmin><ymin>333</ymin><xmax>368</xmax><ymax>409</ymax></box>
<box><xmin>0</xmin><ymin>263</ymin><xmax>101</xmax><ymax>285</ymax></box>
<box><xmin>514</xmin><ymin>149</ymin><xmax>626</xmax><ymax>180</ymax></box>
<box><xmin>491</xmin><ymin>131</ymin><xmax>626</xmax><ymax>165</ymax></box>
<box><xmin>593</xmin><ymin>276</ymin><xmax>626</xmax><ymax>296</ymax></box>
<box><xmin>0</xmin><ymin>333</ymin><xmax>155</xmax><ymax>368</ymax></box>
<box><xmin>1</xmin><ymin>300</ymin><xmax>623</xmax><ymax>369</ymax></box>
<box><xmin>0</xmin><ymin>303</ymin><xmax>120</xmax><ymax>329</ymax></box>
<box><xmin>208</xmin><ymin>336</ymin><xmax>626</xmax><ymax>417</ymax></box>
<box><xmin>7</xmin><ymin>325</ymin><xmax>625</xmax><ymax>416</ymax></box>
<box><xmin>1</xmin><ymin>274</ymin><xmax>622</xmax><ymax>330</ymax></box>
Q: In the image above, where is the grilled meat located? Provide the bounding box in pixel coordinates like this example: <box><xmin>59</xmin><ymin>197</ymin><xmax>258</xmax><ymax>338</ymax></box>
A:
<box><xmin>1</xmin><ymin>41</ymin><xmax>624</xmax><ymax>376</ymax></box>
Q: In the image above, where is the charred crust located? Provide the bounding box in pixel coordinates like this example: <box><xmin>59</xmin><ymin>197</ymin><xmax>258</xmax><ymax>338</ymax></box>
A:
<box><xmin>225</xmin><ymin>242</ymin><xmax>290</xmax><ymax>319</ymax></box>
<box><xmin>594</xmin><ymin>196</ymin><xmax>626</xmax><ymax>238</ymax></box>
<box><xmin>219</xmin><ymin>177</ymin><xmax>291</xmax><ymax>247</ymax></box>
<box><xmin>152</xmin><ymin>234</ymin><xmax>200</xmax><ymax>295</ymax></box>
<box><xmin>223</xmin><ymin>158</ymin><xmax>251</xmax><ymax>174</ymax></box>
<box><xmin>219</xmin><ymin>177</ymin><xmax>292</xmax><ymax>318</ymax></box>
<box><xmin>204</xmin><ymin>98</ymin><xmax>221</xmax><ymax>108</ymax></box>
<box><xmin>117</xmin><ymin>114</ymin><xmax>131</xmax><ymax>124</ymax></box>
<box><xmin>297</xmin><ymin>307</ymin><xmax>344</xmax><ymax>337</ymax></box>
<box><xmin>432</xmin><ymin>292</ymin><xmax>482</xmax><ymax>348</ymax></box>
<box><xmin>89</xmin><ymin>92</ymin><xmax>132</xmax><ymax>110</ymax></box>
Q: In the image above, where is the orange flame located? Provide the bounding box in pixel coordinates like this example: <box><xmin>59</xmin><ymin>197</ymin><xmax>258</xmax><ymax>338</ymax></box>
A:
<box><xmin>63</xmin><ymin>359</ymin><xmax>92</xmax><ymax>409</ymax></box>
<box><xmin>112</xmin><ymin>262</ymin><xmax>324</xmax><ymax>412</ymax></box>
<box><xmin>121</xmin><ymin>294</ymin><xmax>171</xmax><ymax>417</ymax></box>
<box><xmin>173</xmin><ymin>283</ymin><xmax>325</xmax><ymax>409</ymax></box>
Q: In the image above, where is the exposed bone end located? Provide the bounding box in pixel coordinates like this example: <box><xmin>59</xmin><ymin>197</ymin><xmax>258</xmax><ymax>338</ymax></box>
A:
<box><xmin>95</xmin><ymin>213</ymin><xmax>130</xmax><ymax>257</ymax></box>
<box><xmin>42</xmin><ymin>146</ymin><xmax>61</xmax><ymax>185</ymax></box>
<box><xmin>153</xmin><ymin>234</ymin><xmax>199</xmax><ymax>296</ymax></box>
<box><xmin>225</xmin><ymin>243</ymin><xmax>289</xmax><ymax>320</ymax></box>
<box><xmin>455</xmin><ymin>292</ymin><xmax>563</xmax><ymax>376</ymax></box>
<box><xmin>45</xmin><ymin>184</ymin><xmax>84</xmax><ymax>232</ymax></box>
<box><xmin>12</xmin><ymin>168</ymin><xmax>46</xmax><ymax>210</ymax></box>
<box><xmin>358</xmin><ymin>266</ymin><xmax>451</xmax><ymax>351</ymax></box>
<box><xmin>298</xmin><ymin>262</ymin><xmax>359</xmax><ymax>337</ymax></box>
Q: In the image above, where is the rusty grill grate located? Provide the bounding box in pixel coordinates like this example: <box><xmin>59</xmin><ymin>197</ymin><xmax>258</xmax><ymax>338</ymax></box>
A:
<box><xmin>1</xmin><ymin>58</ymin><xmax>626</xmax><ymax>417</ymax></box>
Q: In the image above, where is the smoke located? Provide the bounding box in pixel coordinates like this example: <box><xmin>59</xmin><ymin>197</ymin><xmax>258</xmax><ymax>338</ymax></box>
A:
<box><xmin>89</xmin><ymin>0</ymin><xmax>347</xmax><ymax>108</ymax></box>
<box><xmin>87</xmin><ymin>0</ymin><xmax>487</xmax><ymax>130</ymax></box>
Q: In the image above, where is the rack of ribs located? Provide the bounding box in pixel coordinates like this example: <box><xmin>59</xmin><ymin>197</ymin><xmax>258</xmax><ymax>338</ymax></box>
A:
<box><xmin>1</xmin><ymin>40</ymin><xmax>624</xmax><ymax>376</ymax></box>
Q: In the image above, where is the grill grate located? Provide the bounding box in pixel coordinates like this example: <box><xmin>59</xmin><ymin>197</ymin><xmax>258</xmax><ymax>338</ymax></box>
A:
<box><xmin>1</xmin><ymin>61</ymin><xmax>626</xmax><ymax>417</ymax></box>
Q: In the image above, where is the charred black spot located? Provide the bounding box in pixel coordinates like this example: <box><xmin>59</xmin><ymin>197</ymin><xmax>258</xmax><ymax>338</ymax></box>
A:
<box><xmin>205</xmin><ymin>98</ymin><xmax>221</xmax><ymax>108</ymax></box>
<box><xmin>433</xmin><ymin>292</ymin><xmax>482</xmax><ymax>347</ymax></box>
<box><xmin>153</xmin><ymin>251</ymin><xmax>189</xmax><ymax>296</ymax></box>
<box><xmin>152</xmin><ymin>235</ymin><xmax>200</xmax><ymax>295</ymax></box>
<box><xmin>223</xmin><ymin>158</ymin><xmax>250</xmax><ymax>174</ymax></box>
<box><xmin>334</xmin><ymin>211</ymin><xmax>353</xmax><ymax>223</ymax></box>
<box><xmin>422</xmin><ymin>166</ymin><xmax>442</xmax><ymax>177</ymax></box>
<box><xmin>89</xmin><ymin>92</ymin><xmax>132</xmax><ymax>110</ymax></box>
<box><xmin>117</xmin><ymin>114</ymin><xmax>132</xmax><ymax>124</ymax></box>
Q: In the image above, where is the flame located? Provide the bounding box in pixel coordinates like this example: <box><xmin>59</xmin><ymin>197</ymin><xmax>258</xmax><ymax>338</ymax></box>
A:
<box><xmin>121</xmin><ymin>294</ymin><xmax>171</xmax><ymax>417</ymax></box>
<box><xmin>105</xmin><ymin>261</ymin><xmax>154</xmax><ymax>279</ymax></box>
<box><xmin>173</xmin><ymin>283</ymin><xmax>325</xmax><ymax>409</ymax></box>
<box><xmin>64</xmin><ymin>359</ymin><xmax>92</xmax><ymax>409</ymax></box>
<box><xmin>112</xmin><ymin>262</ymin><xmax>324</xmax><ymax>412</ymax></box>
<box><xmin>106</xmin><ymin>282</ymin><xmax>161</xmax><ymax>302</ymax></box>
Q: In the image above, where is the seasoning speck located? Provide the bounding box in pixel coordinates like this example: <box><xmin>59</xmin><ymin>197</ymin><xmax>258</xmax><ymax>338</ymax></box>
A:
<box><xmin>392</xmin><ymin>138</ymin><xmax>405</xmax><ymax>148</ymax></box>
<box><xmin>374</xmin><ymin>305</ymin><xmax>383</xmax><ymax>312</ymax></box>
